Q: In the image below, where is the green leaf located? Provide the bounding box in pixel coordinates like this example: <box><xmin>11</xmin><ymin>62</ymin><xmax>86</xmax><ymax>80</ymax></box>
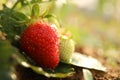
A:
<box><xmin>31</xmin><ymin>3</ymin><xmax>40</xmax><ymax>17</ymax></box>
<box><xmin>70</xmin><ymin>52</ymin><xmax>106</xmax><ymax>71</ymax></box>
<box><xmin>11</xmin><ymin>54</ymin><xmax>74</xmax><ymax>78</ymax></box>
<box><xmin>31</xmin><ymin>0</ymin><xmax>42</xmax><ymax>3</ymax></box>
<box><xmin>0</xmin><ymin>70</ymin><xmax>12</xmax><ymax>80</ymax></box>
<box><xmin>45</xmin><ymin>14</ymin><xmax>60</xmax><ymax>28</ymax></box>
<box><xmin>40</xmin><ymin>9</ymin><xmax>48</xmax><ymax>17</ymax></box>
<box><xmin>30</xmin><ymin>0</ymin><xmax>54</xmax><ymax>3</ymax></box>
<box><xmin>44</xmin><ymin>14</ymin><xmax>56</xmax><ymax>18</ymax></box>
<box><xmin>83</xmin><ymin>69</ymin><xmax>94</xmax><ymax>80</ymax></box>
<box><xmin>28</xmin><ymin>63</ymin><xmax>74</xmax><ymax>78</ymax></box>
<box><xmin>0</xmin><ymin>5</ymin><xmax>28</xmax><ymax>47</ymax></box>
<box><xmin>12</xmin><ymin>11</ymin><xmax>29</xmax><ymax>21</ymax></box>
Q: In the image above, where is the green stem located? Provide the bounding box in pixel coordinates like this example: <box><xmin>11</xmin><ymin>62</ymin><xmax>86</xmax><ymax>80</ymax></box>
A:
<box><xmin>38</xmin><ymin>0</ymin><xmax>56</xmax><ymax>3</ymax></box>
<box><xmin>11</xmin><ymin>0</ymin><xmax>20</xmax><ymax>10</ymax></box>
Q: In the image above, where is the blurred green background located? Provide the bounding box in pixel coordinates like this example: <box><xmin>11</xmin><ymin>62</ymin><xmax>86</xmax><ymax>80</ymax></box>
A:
<box><xmin>0</xmin><ymin>0</ymin><xmax>120</xmax><ymax>80</ymax></box>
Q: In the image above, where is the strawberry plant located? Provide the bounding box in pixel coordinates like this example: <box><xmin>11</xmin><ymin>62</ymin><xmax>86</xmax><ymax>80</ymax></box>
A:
<box><xmin>0</xmin><ymin>0</ymin><xmax>106</xmax><ymax>79</ymax></box>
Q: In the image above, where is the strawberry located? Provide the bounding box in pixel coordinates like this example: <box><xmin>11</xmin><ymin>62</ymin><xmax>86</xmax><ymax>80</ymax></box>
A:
<box><xmin>59</xmin><ymin>35</ymin><xmax>75</xmax><ymax>63</ymax></box>
<box><xmin>19</xmin><ymin>21</ymin><xmax>60</xmax><ymax>69</ymax></box>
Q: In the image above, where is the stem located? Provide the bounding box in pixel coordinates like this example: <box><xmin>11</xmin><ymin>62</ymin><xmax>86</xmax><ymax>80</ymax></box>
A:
<box><xmin>37</xmin><ymin>0</ymin><xmax>56</xmax><ymax>3</ymax></box>
<box><xmin>11</xmin><ymin>0</ymin><xmax>20</xmax><ymax>10</ymax></box>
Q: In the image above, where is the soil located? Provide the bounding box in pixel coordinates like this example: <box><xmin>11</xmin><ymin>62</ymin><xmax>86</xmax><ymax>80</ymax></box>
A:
<box><xmin>13</xmin><ymin>46</ymin><xmax>120</xmax><ymax>80</ymax></box>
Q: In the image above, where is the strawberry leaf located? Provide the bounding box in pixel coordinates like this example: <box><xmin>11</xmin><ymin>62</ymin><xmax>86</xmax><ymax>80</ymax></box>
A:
<box><xmin>31</xmin><ymin>3</ymin><xmax>40</xmax><ymax>18</ymax></box>
<box><xmin>45</xmin><ymin>14</ymin><xmax>60</xmax><ymax>28</ymax></box>
<box><xmin>31</xmin><ymin>0</ymin><xmax>42</xmax><ymax>3</ymax></box>
<box><xmin>83</xmin><ymin>69</ymin><xmax>94</xmax><ymax>80</ymax></box>
<box><xmin>70</xmin><ymin>52</ymin><xmax>107</xmax><ymax>71</ymax></box>
<box><xmin>19</xmin><ymin>0</ymin><xmax>55</xmax><ymax>7</ymax></box>
<box><xmin>11</xmin><ymin>54</ymin><xmax>75</xmax><ymax>78</ymax></box>
<box><xmin>0</xmin><ymin>4</ymin><xmax>29</xmax><ymax>46</ymax></box>
<box><xmin>31</xmin><ymin>0</ymin><xmax>55</xmax><ymax>3</ymax></box>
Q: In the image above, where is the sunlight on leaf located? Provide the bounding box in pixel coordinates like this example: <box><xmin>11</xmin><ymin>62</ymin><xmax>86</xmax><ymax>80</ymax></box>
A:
<box><xmin>83</xmin><ymin>69</ymin><xmax>94</xmax><ymax>80</ymax></box>
<box><xmin>21</xmin><ymin>61</ymin><xmax>74</xmax><ymax>78</ymax></box>
<box><xmin>11</xmin><ymin>54</ymin><xmax>75</xmax><ymax>78</ymax></box>
<box><xmin>71</xmin><ymin>52</ymin><xmax>106</xmax><ymax>71</ymax></box>
<box><xmin>31</xmin><ymin>3</ymin><xmax>40</xmax><ymax>17</ymax></box>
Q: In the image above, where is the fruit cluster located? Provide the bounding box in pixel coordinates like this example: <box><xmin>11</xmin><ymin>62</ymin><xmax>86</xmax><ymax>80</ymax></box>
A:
<box><xmin>19</xmin><ymin>21</ymin><xmax>75</xmax><ymax>69</ymax></box>
<box><xmin>0</xmin><ymin>1</ymin><xmax>75</xmax><ymax>70</ymax></box>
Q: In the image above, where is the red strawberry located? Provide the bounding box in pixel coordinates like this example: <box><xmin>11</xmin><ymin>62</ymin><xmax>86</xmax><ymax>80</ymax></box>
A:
<box><xmin>19</xmin><ymin>21</ymin><xmax>60</xmax><ymax>69</ymax></box>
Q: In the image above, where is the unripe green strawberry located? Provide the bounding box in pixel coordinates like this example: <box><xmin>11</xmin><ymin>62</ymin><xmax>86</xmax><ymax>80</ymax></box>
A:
<box><xmin>19</xmin><ymin>21</ymin><xmax>60</xmax><ymax>69</ymax></box>
<box><xmin>59</xmin><ymin>36</ymin><xmax>75</xmax><ymax>63</ymax></box>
